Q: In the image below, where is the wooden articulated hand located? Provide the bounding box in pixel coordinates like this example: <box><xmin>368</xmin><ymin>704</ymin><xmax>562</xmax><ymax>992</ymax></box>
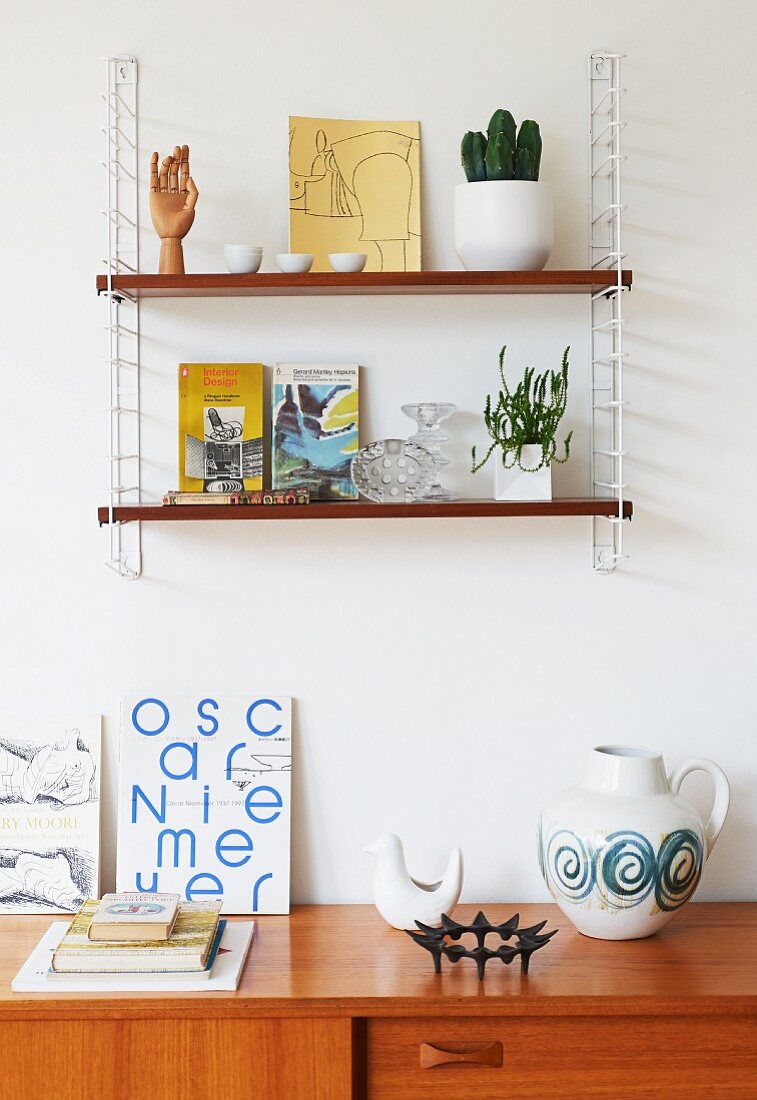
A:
<box><xmin>149</xmin><ymin>144</ymin><xmax>198</xmax><ymax>274</ymax></box>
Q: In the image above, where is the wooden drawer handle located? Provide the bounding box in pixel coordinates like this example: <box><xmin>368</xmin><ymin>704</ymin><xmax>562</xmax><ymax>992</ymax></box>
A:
<box><xmin>420</xmin><ymin>1041</ymin><xmax>503</xmax><ymax>1069</ymax></box>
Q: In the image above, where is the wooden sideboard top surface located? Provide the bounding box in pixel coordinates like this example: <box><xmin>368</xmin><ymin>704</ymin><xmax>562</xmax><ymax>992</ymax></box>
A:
<box><xmin>1</xmin><ymin>903</ymin><xmax>755</xmax><ymax>1022</ymax></box>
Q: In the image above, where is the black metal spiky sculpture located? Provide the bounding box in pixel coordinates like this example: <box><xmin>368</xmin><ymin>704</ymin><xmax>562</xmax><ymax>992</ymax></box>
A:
<box><xmin>405</xmin><ymin>911</ymin><xmax>558</xmax><ymax>981</ymax></box>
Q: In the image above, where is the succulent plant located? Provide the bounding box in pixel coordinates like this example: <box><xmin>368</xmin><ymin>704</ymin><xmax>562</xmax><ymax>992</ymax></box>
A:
<box><xmin>471</xmin><ymin>345</ymin><xmax>572</xmax><ymax>474</ymax></box>
<box><xmin>461</xmin><ymin>110</ymin><xmax>542</xmax><ymax>183</ymax></box>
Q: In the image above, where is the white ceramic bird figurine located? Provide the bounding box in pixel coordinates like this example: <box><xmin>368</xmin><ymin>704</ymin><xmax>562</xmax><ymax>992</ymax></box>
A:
<box><xmin>364</xmin><ymin>833</ymin><xmax>464</xmax><ymax>930</ymax></box>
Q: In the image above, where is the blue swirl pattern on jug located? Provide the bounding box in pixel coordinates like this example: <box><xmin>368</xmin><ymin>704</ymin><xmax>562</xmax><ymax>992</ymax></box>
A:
<box><xmin>540</xmin><ymin>826</ymin><xmax>703</xmax><ymax>913</ymax></box>
<box><xmin>544</xmin><ymin>829</ymin><xmax>596</xmax><ymax>902</ymax></box>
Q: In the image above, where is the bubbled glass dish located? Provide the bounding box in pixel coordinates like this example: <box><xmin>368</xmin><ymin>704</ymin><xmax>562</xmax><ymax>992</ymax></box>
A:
<box><xmin>350</xmin><ymin>439</ymin><xmax>437</xmax><ymax>503</ymax></box>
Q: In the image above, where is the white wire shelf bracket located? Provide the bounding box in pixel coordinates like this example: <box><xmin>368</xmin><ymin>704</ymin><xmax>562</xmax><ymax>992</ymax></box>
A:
<box><xmin>101</xmin><ymin>209</ymin><xmax>136</xmax><ymax>228</ymax></box>
<box><xmin>101</xmin><ymin>125</ymin><xmax>136</xmax><ymax>149</ymax></box>
<box><xmin>101</xmin><ymin>158</ymin><xmax>137</xmax><ymax>180</ymax></box>
<box><xmin>591</xmin><ymin>202</ymin><xmax>627</xmax><ymax>226</ymax></box>
<box><xmin>102</xmin><ymin>55</ymin><xmax>141</xmax><ymax>579</ymax></box>
<box><xmin>103</xmin><ymin>322</ymin><xmax>137</xmax><ymax>337</ymax></box>
<box><xmin>99</xmin><ymin>90</ymin><xmax>135</xmax><ymax>117</ymax></box>
<box><xmin>589</xmin><ymin>51</ymin><xmax>631</xmax><ymax>573</ymax></box>
<box><xmin>591</xmin><ymin>85</ymin><xmax>627</xmax><ymax>113</ymax></box>
<box><xmin>102</xmin><ymin>256</ymin><xmax>138</xmax><ymax>273</ymax></box>
<box><xmin>104</xmin><ymin>356</ymin><xmax>139</xmax><ymax>367</ymax></box>
<box><xmin>590</xmin><ymin>250</ymin><xmax>627</xmax><ymax>268</ymax></box>
<box><xmin>591</xmin><ymin>121</ymin><xmax>627</xmax><ymax>146</ymax></box>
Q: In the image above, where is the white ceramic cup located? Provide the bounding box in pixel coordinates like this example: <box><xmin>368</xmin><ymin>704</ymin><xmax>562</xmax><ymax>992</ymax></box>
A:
<box><xmin>328</xmin><ymin>252</ymin><xmax>368</xmax><ymax>273</ymax></box>
<box><xmin>224</xmin><ymin>244</ymin><xmax>263</xmax><ymax>274</ymax></box>
<box><xmin>276</xmin><ymin>253</ymin><xmax>314</xmax><ymax>274</ymax></box>
<box><xmin>224</xmin><ymin>251</ymin><xmax>263</xmax><ymax>274</ymax></box>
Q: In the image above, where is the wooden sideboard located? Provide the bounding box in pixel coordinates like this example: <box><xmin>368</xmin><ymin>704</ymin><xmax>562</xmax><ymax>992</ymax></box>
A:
<box><xmin>1</xmin><ymin>903</ymin><xmax>756</xmax><ymax>1100</ymax></box>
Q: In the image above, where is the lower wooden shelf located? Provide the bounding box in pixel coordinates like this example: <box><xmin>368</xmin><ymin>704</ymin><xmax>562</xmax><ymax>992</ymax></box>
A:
<box><xmin>1</xmin><ymin>905</ymin><xmax>755</xmax><ymax>1100</ymax></box>
<box><xmin>98</xmin><ymin>498</ymin><xmax>633</xmax><ymax>524</ymax></box>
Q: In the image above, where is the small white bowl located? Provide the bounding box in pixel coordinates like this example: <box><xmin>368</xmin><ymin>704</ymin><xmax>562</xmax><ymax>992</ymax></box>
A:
<box><xmin>225</xmin><ymin>253</ymin><xmax>262</xmax><ymax>274</ymax></box>
<box><xmin>328</xmin><ymin>252</ymin><xmax>368</xmax><ymax>273</ymax></box>
<box><xmin>276</xmin><ymin>253</ymin><xmax>314</xmax><ymax>274</ymax></box>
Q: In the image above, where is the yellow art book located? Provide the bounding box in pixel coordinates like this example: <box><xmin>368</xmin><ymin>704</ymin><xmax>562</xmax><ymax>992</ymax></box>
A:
<box><xmin>289</xmin><ymin>116</ymin><xmax>421</xmax><ymax>272</ymax></box>
<box><xmin>52</xmin><ymin>900</ymin><xmax>222</xmax><ymax>972</ymax></box>
<box><xmin>178</xmin><ymin>363</ymin><xmax>264</xmax><ymax>493</ymax></box>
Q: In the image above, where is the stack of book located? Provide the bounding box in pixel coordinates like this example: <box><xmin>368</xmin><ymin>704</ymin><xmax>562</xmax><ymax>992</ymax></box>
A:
<box><xmin>12</xmin><ymin>893</ymin><xmax>255</xmax><ymax>993</ymax></box>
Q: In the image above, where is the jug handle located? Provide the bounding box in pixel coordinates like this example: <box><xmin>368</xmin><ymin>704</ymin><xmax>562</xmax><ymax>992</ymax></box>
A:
<box><xmin>669</xmin><ymin>758</ymin><xmax>730</xmax><ymax>858</ymax></box>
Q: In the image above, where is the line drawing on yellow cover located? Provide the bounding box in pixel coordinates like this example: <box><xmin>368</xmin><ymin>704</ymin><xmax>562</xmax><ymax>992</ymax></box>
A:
<box><xmin>289</xmin><ymin>116</ymin><xmax>421</xmax><ymax>272</ymax></box>
<box><xmin>178</xmin><ymin>363</ymin><xmax>264</xmax><ymax>493</ymax></box>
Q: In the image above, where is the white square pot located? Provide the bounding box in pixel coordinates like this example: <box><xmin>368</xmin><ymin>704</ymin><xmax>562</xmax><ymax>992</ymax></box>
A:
<box><xmin>494</xmin><ymin>446</ymin><xmax>552</xmax><ymax>501</ymax></box>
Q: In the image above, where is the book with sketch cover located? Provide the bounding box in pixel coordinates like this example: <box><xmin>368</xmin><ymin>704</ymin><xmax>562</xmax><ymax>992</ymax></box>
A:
<box><xmin>289</xmin><ymin>116</ymin><xmax>421</xmax><ymax>272</ymax></box>
<box><xmin>178</xmin><ymin>363</ymin><xmax>264</xmax><ymax>493</ymax></box>
<box><xmin>272</xmin><ymin>364</ymin><xmax>359</xmax><ymax>500</ymax></box>
<box><xmin>0</xmin><ymin>715</ymin><xmax>101</xmax><ymax>914</ymax></box>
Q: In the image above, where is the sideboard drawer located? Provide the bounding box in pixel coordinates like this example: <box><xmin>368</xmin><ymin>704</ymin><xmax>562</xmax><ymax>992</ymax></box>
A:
<box><xmin>367</xmin><ymin>1015</ymin><xmax>757</xmax><ymax>1099</ymax></box>
<box><xmin>0</xmin><ymin>1017</ymin><xmax>355</xmax><ymax>1100</ymax></box>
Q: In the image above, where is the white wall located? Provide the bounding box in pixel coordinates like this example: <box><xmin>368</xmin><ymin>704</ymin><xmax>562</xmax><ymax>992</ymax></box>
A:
<box><xmin>2</xmin><ymin>0</ymin><xmax>756</xmax><ymax>905</ymax></box>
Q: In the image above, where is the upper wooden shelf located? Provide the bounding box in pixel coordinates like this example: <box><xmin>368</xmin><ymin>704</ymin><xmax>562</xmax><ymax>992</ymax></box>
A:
<box><xmin>95</xmin><ymin>270</ymin><xmax>633</xmax><ymax>299</ymax></box>
<box><xmin>98</xmin><ymin>498</ymin><xmax>633</xmax><ymax>525</ymax></box>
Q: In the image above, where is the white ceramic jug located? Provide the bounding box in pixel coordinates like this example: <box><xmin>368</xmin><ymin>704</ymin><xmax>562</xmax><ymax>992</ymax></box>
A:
<box><xmin>538</xmin><ymin>745</ymin><xmax>730</xmax><ymax>940</ymax></box>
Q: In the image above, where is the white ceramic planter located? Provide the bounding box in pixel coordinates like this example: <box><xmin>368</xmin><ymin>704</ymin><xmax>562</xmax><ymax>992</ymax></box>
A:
<box><xmin>494</xmin><ymin>445</ymin><xmax>551</xmax><ymax>501</ymax></box>
<box><xmin>454</xmin><ymin>180</ymin><xmax>554</xmax><ymax>271</ymax></box>
<box><xmin>538</xmin><ymin>745</ymin><xmax>730</xmax><ymax>941</ymax></box>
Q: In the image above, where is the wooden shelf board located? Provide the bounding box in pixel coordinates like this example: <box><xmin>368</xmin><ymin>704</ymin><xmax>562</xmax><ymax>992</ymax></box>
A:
<box><xmin>1</xmin><ymin>904</ymin><xmax>755</xmax><ymax>1018</ymax></box>
<box><xmin>95</xmin><ymin>270</ymin><xmax>632</xmax><ymax>298</ymax></box>
<box><xmin>98</xmin><ymin>498</ymin><xmax>633</xmax><ymax>524</ymax></box>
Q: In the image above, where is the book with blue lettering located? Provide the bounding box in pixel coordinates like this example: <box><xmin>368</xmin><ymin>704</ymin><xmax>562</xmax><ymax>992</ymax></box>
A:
<box><xmin>116</xmin><ymin>696</ymin><xmax>292</xmax><ymax>915</ymax></box>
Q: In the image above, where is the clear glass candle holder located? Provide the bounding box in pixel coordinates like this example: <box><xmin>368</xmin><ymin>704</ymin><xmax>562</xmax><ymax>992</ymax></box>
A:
<box><xmin>400</xmin><ymin>402</ymin><xmax>459</xmax><ymax>502</ymax></box>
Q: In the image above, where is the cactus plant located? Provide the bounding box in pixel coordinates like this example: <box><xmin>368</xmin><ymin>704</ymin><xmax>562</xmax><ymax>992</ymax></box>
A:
<box><xmin>461</xmin><ymin>130</ymin><xmax>488</xmax><ymax>182</ymax></box>
<box><xmin>485</xmin><ymin>132</ymin><xmax>513</xmax><ymax>181</ymax></box>
<box><xmin>471</xmin><ymin>345</ymin><xmax>572</xmax><ymax>474</ymax></box>
<box><xmin>461</xmin><ymin>110</ymin><xmax>542</xmax><ymax>182</ymax></box>
<box><xmin>487</xmin><ymin>108</ymin><xmax>516</xmax><ymax>149</ymax></box>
